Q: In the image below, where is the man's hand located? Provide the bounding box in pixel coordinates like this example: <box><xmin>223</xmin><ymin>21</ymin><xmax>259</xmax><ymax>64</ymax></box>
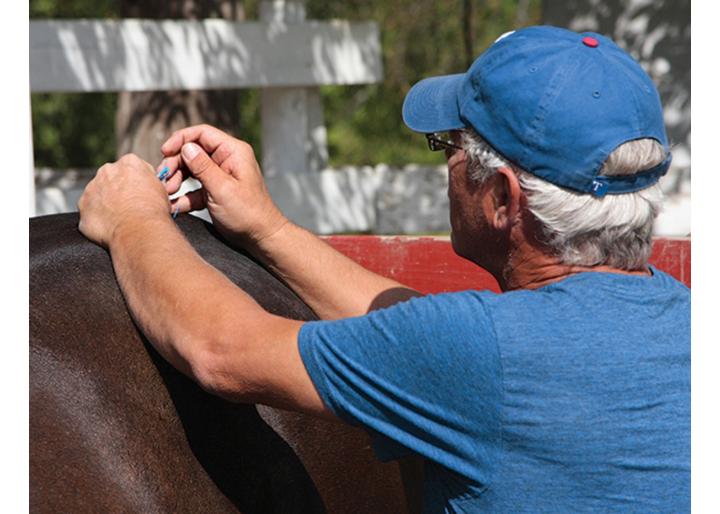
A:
<box><xmin>160</xmin><ymin>124</ymin><xmax>421</xmax><ymax>321</ymax></box>
<box><xmin>159</xmin><ymin>124</ymin><xmax>288</xmax><ymax>247</ymax></box>
<box><xmin>78</xmin><ymin>154</ymin><xmax>172</xmax><ymax>248</ymax></box>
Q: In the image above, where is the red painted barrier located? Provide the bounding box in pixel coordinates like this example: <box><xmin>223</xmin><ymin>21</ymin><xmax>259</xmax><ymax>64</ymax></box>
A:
<box><xmin>323</xmin><ymin>237</ymin><xmax>691</xmax><ymax>294</ymax></box>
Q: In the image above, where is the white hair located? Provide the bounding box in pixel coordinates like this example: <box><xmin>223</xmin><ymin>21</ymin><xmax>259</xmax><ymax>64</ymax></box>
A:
<box><xmin>459</xmin><ymin>130</ymin><xmax>666</xmax><ymax>270</ymax></box>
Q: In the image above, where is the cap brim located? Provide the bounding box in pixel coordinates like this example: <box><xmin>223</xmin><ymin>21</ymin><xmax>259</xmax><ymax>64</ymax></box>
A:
<box><xmin>402</xmin><ymin>73</ymin><xmax>466</xmax><ymax>133</ymax></box>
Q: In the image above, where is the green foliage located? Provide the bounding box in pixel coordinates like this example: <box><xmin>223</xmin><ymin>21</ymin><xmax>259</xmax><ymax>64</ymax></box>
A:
<box><xmin>322</xmin><ymin>84</ymin><xmax>442</xmax><ymax>166</ymax></box>
<box><xmin>235</xmin><ymin>89</ymin><xmax>262</xmax><ymax>159</ymax></box>
<box><xmin>30</xmin><ymin>0</ymin><xmax>541</xmax><ymax>168</ymax></box>
<box><xmin>32</xmin><ymin>93</ymin><xmax>118</xmax><ymax>168</ymax></box>
<box><xmin>30</xmin><ymin>0</ymin><xmax>118</xmax><ymax>18</ymax></box>
<box><xmin>310</xmin><ymin>0</ymin><xmax>542</xmax><ymax>166</ymax></box>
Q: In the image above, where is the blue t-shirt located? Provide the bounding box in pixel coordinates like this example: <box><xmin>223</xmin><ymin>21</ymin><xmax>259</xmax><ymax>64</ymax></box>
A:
<box><xmin>298</xmin><ymin>267</ymin><xmax>690</xmax><ymax>513</ymax></box>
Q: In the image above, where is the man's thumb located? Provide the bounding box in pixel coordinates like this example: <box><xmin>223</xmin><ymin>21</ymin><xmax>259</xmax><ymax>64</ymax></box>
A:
<box><xmin>181</xmin><ymin>143</ymin><xmax>224</xmax><ymax>189</ymax></box>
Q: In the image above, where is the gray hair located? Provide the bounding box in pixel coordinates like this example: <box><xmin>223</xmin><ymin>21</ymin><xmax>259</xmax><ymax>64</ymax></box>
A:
<box><xmin>459</xmin><ymin>130</ymin><xmax>666</xmax><ymax>270</ymax></box>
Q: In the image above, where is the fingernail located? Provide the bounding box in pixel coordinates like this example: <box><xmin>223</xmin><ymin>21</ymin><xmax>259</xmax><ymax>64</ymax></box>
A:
<box><xmin>182</xmin><ymin>143</ymin><xmax>200</xmax><ymax>161</ymax></box>
<box><xmin>157</xmin><ymin>166</ymin><xmax>170</xmax><ymax>180</ymax></box>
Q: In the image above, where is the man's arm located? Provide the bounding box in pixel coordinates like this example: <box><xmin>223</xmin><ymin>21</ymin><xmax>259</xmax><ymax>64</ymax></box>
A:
<box><xmin>78</xmin><ymin>152</ymin><xmax>427</xmax><ymax>510</ymax></box>
<box><xmin>245</xmin><ymin>221</ymin><xmax>422</xmax><ymax>320</ymax></box>
<box><xmin>77</xmin><ymin>155</ymin><xmax>331</xmax><ymax>417</ymax></box>
<box><xmin>160</xmin><ymin>125</ymin><xmax>423</xmax><ymax>320</ymax></box>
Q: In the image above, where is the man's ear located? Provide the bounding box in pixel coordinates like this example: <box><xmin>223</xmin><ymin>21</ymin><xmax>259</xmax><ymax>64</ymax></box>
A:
<box><xmin>490</xmin><ymin>166</ymin><xmax>522</xmax><ymax>230</ymax></box>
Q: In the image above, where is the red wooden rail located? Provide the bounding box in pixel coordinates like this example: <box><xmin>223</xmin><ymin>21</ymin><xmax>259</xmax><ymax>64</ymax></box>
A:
<box><xmin>323</xmin><ymin>237</ymin><xmax>691</xmax><ymax>294</ymax></box>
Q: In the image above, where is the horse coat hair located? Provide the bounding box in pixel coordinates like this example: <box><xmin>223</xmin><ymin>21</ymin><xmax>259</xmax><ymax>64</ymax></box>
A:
<box><xmin>30</xmin><ymin>213</ymin><xmax>415</xmax><ymax>514</ymax></box>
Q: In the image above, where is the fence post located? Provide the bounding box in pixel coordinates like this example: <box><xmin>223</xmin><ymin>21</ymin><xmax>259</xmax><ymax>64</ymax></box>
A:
<box><xmin>29</xmin><ymin>96</ymin><xmax>36</xmax><ymax>217</ymax></box>
<box><xmin>259</xmin><ymin>0</ymin><xmax>328</xmax><ymax>178</ymax></box>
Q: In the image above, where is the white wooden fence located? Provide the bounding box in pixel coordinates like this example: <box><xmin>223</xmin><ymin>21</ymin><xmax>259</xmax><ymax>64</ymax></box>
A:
<box><xmin>30</xmin><ymin>0</ymin><xmax>690</xmax><ymax>236</ymax></box>
<box><xmin>30</xmin><ymin>0</ymin><xmax>427</xmax><ymax>234</ymax></box>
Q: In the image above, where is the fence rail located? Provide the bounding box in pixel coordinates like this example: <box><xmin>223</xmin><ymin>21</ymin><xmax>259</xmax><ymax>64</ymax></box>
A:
<box><xmin>29</xmin><ymin>4</ymin><xmax>383</xmax><ymax>220</ymax></box>
<box><xmin>323</xmin><ymin>236</ymin><xmax>692</xmax><ymax>292</ymax></box>
<box><xmin>30</xmin><ymin>19</ymin><xmax>382</xmax><ymax>92</ymax></box>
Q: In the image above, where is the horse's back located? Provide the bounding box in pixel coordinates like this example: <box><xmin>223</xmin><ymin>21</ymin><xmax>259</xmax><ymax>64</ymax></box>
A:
<box><xmin>30</xmin><ymin>213</ymin><xmax>409</xmax><ymax>514</ymax></box>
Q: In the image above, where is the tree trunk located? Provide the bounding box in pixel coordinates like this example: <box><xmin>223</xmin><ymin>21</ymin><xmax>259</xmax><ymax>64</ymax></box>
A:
<box><xmin>116</xmin><ymin>1</ymin><xmax>245</xmax><ymax>163</ymax></box>
<box><xmin>516</xmin><ymin>0</ymin><xmax>531</xmax><ymax>26</ymax></box>
<box><xmin>462</xmin><ymin>0</ymin><xmax>474</xmax><ymax>69</ymax></box>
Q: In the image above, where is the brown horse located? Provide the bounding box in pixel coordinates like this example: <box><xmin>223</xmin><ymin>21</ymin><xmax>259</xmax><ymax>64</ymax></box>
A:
<box><xmin>30</xmin><ymin>213</ymin><xmax>420</xmax><ymax>514</ymax></box>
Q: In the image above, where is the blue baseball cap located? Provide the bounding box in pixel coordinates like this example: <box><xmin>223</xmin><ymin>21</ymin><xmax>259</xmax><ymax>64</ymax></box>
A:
<box><xmin>402</xmin><ymin>26</ymin><xmax>671</xmax><ymax>197</ymax></box>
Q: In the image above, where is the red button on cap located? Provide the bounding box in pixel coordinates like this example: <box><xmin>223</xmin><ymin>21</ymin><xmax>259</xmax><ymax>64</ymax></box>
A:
<box><xmin>582</xmin><ymin>36</ymin><xmax>599</xmax><ymax>48</ymax></box>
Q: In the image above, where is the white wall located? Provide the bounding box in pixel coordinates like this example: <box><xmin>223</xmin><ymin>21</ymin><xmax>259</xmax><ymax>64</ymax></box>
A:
<box><xmin>34</xmin><ymin>165</ymin><xmax>450</xmax><ymax>235</ymax></box>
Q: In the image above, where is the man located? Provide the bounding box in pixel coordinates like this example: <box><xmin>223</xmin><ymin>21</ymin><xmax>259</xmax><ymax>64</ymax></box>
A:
<box><xmin>78</xmin><ymin>26</ymin><xmax>689</xmax><ymax>512</ymax></box>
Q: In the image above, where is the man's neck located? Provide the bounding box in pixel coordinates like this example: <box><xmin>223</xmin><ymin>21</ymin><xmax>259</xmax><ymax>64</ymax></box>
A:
<box><xmin>497</xmin><ymin>245</ymin><xmax>650</xmax><ymax>292</ymax></box>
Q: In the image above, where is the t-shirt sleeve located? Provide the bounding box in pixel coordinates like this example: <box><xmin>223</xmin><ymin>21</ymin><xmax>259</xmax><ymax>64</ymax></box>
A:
<box><xmin>297</xmin><ymin>291</ymin><xmax>502</xmax><ymax>481</ymax></box>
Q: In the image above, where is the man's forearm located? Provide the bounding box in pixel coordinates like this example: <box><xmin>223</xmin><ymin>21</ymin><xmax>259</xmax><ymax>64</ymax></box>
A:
<box><xmin>109</xmin><ymin>217</ymin><xmax>266</xmax><ymax>380</ymax></box>
<box><xmin>247</xmin><ymin>222</ymin><xmax>422</xmax><ymax>320</ymax></box>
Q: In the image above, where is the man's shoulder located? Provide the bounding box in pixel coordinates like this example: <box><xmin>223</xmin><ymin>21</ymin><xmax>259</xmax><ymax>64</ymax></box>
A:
<box><xmin>375</xmin><ymin>289</ymin><xmax>497</xmax><ymax>316</ymax></box>
<box><xmin>467</xmin><ymin>269</ymin><xmax>690</xmax><ymax>336</ymax></box>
